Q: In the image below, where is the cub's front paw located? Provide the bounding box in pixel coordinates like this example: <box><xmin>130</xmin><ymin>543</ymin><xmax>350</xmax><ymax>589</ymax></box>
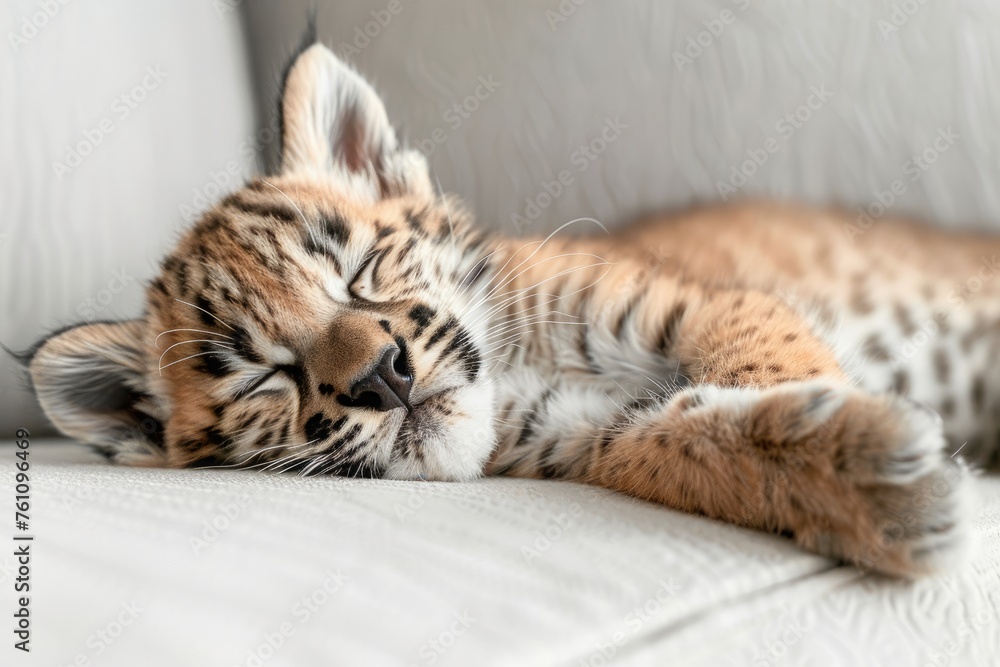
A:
<box><xmin>754</xmin><ymin>383</ymin><xmax>974</xmax><ymax>578</ymax></box>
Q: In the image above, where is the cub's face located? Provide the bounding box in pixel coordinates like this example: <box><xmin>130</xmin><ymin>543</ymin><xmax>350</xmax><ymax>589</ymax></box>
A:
<box><xmin>28</xmin><ymin>44</ymin><xmax>498</xmax><ymax>480</ymax></box>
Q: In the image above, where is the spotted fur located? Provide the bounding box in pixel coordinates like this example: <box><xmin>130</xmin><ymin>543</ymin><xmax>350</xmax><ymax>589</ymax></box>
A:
<box><xmin>28</xmin><ymin>43</ymin><xmax>1000</xmax><ymax>577</ymax></box>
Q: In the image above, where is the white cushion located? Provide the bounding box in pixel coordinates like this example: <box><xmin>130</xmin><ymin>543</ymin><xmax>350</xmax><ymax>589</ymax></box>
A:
<box><xmin>12</xmin><ymin>439</ymin><xmax>1000</xmax><ymax>666</ymax></box>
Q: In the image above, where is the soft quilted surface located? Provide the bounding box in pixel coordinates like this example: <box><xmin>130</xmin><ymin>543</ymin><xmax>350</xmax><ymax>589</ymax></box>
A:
<box><xmin>4</xmin><ymin>440</ymin><xmax>998</xmax><ymax>666</ymax></box>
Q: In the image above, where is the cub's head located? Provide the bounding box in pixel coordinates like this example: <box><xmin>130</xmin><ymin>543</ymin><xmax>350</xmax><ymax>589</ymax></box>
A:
<box><xmin>27</xmin><ymin>44</ymin><xmax>498</xmax><ymax>480</ymax></box>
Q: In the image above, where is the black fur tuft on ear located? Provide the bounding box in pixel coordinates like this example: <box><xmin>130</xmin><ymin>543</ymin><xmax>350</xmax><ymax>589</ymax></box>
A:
<box><xmin>1</xmin><ymin>341</ymin><xmax>31</xmax><ymax>369</ymax></box>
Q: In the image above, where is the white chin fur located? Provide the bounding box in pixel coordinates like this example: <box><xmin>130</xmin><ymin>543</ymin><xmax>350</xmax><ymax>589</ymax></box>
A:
<box><xmin>383</xmin><ymin>382</ymin><xmax>496</xmax><ymax>482</ymax></box>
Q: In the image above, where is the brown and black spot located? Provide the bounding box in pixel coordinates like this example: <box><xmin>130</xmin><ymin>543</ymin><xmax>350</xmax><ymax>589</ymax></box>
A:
<box><xmin>656</xmin><ymin>300</ymin><xmax>688</xmax><ymax>353</ymax></box>
<box><xmin>892</xmin><ymin>302</ymin><xmax>917</xmax><ymax>337</ymax></box>
<box><xmin>972</xmin><ymin>375</ymin><xmax>986</xmax><ymax>414</ymax></box>
<box><xmin>850</xmin><ymin>284</ymin><xmax>875</xmax><ymax>316</ymax></box>
<box><xmin>940</xmin><ymin>395</ymin><xmax>956</xmax><ymax>419</ymax></box>
<box><xmin>892</xmin><ymin>369</ymin><xmax>911</xmax><ymax>396</ymax></box>
<box><xmin>438</xmin><ymin>326</ymin><xmax>481</xmax><ymax>382</ymax></box>
<box><xmin>934</xmin><ymin>309</ymin><xmax>951</xmax><ymax>334</ymax></box>
<box><xmin>425</xmin><ymin>317</ymin><xmax>458</xmax><ymax>350</ymax></box>
<box><xmin>304</xmin><ymin>412</ymin><xmax>345</xmax><ymax>442</ymax></box>
<box><xmin>862</xmin><ymin>334</ymin><xmax>891</xmax><ymax>362</ymax></box>
<box><xmin>537</xmin><ymin>439</ymin><xmax>561</xmax><ymax>479</ymax></box>
<box><xmin>194</xmin><ymin>342</ymin><xmax>233</xmax><ymax>378</ymax></box>
<box><xmin>405</xmin><ymin>208</ymin><xmax>427</xmax><ymax>234</ymax></box>
<box><xmin>515</xmin><ymin>390</ymin><xmax>553</xmax><ymax>448</ymax></box>
<box><xmin>408</xmin><ymin>304</ymin><xmax>436</xmax><ymax>337</ymax></box>
<box><xmin>932</xmin><ymin>348</ymin><xmax>951</xmax><ymax>384</ymax></box>
<box><xmin>613</xmin><ymin>293</ymin><xmax>643</xmax><ymax>338</ymax></box>
<box><xmin>674</xmin><ymin>391</ymin><xmax>705</xmax><ymax>413</ymax></box>
<box><xmin>224</xmin><ymin>192</ymin><xmax>298</xmax><ymax>224</ymax></box>
<box><xmin>319</xmin><ymin>212</ymin><xmax>350</xmax><ymax>245</ymax></box>
<box><xmin>577</xmin><ymin>325</ymin><xmax>600</xmax><ymax>372</ymax></box>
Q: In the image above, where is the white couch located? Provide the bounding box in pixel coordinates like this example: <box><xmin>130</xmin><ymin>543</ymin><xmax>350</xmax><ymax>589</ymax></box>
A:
<box><xmin>4</xmin><ymin>1</ymin><xmax>1000</xmax><ymax>665</ymax></box>
<box><xmin>10</xmin><ymin>440</ymin><xmax>1000</xmax><ymax>666</ymax></box>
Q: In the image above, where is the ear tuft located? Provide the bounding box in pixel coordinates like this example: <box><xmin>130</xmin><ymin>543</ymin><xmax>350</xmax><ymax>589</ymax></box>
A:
<box><xmin>279</xmin><ymin>42</ymin><xmax>432</xmax><ymax>200</ymax></box>
<box><xmin>29</xmin><ymin>320</ymin><xmax>167</xmax><ymax>466</ymax></box>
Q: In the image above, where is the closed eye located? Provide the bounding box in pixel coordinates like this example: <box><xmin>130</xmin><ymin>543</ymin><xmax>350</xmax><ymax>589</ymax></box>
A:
<box><xmin>233</xmin><ymin>369</ymin><xmax>295</xmax><ymax>400</ymax></box>
<box><xmin>349</xmin><ymin>248</ymin><xmax>389</xmax><ymax>302</ymax></box>
<box><xmin>233</xmin><ymin>370</ymin><xmax>277</xmax><ymax>399</ymax></box>
<box><xmin>234</xmin><ymin>363</ymin><xmax>304</xmax><ymax>400</ymax></box>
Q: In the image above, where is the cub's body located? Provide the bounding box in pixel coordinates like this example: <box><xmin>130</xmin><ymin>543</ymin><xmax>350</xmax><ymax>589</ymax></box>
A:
<box><xmin>27</xmin><ymin>44</ymin><xmax>994</xmax><ymax>577</ymax></box>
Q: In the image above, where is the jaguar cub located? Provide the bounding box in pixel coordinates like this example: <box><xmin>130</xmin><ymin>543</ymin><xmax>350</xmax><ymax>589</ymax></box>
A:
<box><xmin>29</xmin><ymin>43</ymin><xmax>1000</xmax><ymax>578</ymax></box>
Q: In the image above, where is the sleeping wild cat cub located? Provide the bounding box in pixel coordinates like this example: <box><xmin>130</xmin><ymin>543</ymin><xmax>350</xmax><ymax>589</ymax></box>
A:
<box><xmin>28</xmin><ymin>43</ymin><xmax>1000</xmax><ymax>578</ymax></box>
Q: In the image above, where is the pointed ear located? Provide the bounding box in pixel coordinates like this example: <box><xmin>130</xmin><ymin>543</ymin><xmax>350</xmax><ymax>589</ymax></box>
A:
<box><xmin>279</xmin><ymin>42</ymin><xmax>432</xmax><ymax>200</ymax></box>
<box><xmin>28</xmin><ymin>320</ymin><xmax>166</xmax><ymax>465</ymax></box>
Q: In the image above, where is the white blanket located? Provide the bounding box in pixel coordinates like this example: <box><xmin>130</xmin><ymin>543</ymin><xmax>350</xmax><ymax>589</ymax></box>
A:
<box><xmin>5</xmin><ymin>439</ymin><xmax>999</xmax><ymax>666</ymax></box>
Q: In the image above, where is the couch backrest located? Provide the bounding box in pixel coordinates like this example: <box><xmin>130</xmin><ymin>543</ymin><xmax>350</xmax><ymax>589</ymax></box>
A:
<box><xmin>1</xmin><ymin>0</ymin><xmax>258</xmax><ymax>434</ymax></box>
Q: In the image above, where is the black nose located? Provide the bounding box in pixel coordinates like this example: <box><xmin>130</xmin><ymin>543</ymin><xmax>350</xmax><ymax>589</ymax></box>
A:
<box><xmin>344</xmin><ymin>346</ymin><xmax>412</xmax><ymax>412</ymax></box>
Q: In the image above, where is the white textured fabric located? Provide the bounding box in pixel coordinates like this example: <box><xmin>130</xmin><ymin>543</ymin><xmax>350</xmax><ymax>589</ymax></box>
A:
<box><xmin>3</xmin><ymin>439</ymin><xmax>999</xmax><ymax>666</ymax></box>
<box><xmin>0</xmin><ymin>1</ymin><xmax>257</xmax><ymax>433</ymax></box>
